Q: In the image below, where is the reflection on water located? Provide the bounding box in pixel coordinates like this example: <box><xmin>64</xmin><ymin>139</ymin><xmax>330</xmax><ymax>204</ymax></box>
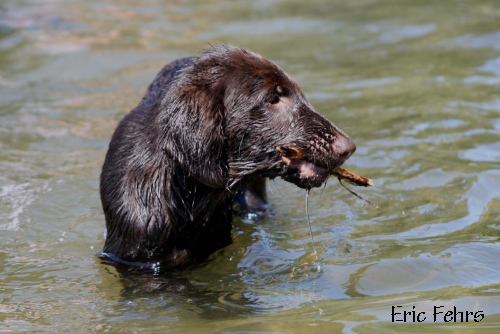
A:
<box><xmin>1</xmin><ymin>0</ymin><xmax>500</xmax><ymax>332</ymax></box>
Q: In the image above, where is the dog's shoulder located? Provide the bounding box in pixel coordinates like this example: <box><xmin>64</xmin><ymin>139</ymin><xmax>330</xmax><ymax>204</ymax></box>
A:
<box><xmin>139</xmin><ymin>56</ymin><xmax>196</xmax><ymax>109</ymax></box>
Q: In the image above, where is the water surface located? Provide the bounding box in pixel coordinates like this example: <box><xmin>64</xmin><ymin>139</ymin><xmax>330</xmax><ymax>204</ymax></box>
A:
<box><xmin>1</xmin><ymin>0</ymin><xmax>500</xmax><ymax>332</ymax></box>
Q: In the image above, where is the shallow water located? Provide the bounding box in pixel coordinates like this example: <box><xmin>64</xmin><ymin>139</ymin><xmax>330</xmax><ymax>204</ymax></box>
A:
<box><xmin>1</xmin><ymin>0</ymin><xmax>500</xmax><ymax>332</ymax></box>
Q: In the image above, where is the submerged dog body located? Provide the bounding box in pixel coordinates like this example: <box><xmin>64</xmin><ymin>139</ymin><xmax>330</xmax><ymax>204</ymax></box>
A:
<box><xmin>100</xmin><ymin>45</ymin><xmax>355</xmax><ymax>269</ymax></box>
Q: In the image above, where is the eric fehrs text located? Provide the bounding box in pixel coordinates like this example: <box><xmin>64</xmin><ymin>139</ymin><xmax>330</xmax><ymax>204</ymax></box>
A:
<box><xmin>391</xmin><ymin>305</ymin><xmax>484</xmax><ymax>323</ymax></box>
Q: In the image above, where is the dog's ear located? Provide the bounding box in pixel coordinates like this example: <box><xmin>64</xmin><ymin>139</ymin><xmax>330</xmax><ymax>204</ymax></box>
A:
<box><xmin>159</xmin><ymin>82</ymin><xmax>228</xmax><ymax>189</ymax></box>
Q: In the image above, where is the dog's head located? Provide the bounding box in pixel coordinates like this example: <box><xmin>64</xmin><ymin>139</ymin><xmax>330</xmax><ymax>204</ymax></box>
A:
<box><xmin>160</xmin><ymin>44</ymin><xmax>355</xmax><ymax>190</ymax></box>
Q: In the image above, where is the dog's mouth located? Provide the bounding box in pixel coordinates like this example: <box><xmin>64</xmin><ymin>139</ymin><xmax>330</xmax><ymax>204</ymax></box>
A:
<box><xmin>277</xmin><ymin>146</ymin><xmax>337</xmax><ymax>189</ymax></box>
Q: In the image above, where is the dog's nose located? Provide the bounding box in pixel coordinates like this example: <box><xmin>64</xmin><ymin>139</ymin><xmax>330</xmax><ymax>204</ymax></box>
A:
<box><xmin>334</xmin><ymin>135</ymin><xmax>356</xmax><ymax>164</ymax></box>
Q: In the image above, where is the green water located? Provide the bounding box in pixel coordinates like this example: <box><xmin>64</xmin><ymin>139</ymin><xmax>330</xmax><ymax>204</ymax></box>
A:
<box><xmin>1</xmin><ymin>0</ymin><xmax>500</xmax><ymax>332</ymax></box>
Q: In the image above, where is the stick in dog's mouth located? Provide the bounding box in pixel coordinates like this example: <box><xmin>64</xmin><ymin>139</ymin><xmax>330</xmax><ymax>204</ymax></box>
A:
<box><xmin>277</xmin><ymin>145</ymin><xmax>378</xmax><ymax>207</ymax></box>
<box><xmin>330</xmin><ymin>167</ymin><xmax>374</xmax><ymax>187</ymax></box>
<box><xmin>331</xmin><ymin>167</ymin><xmax>378</xmax><ymax>208</ymax></box>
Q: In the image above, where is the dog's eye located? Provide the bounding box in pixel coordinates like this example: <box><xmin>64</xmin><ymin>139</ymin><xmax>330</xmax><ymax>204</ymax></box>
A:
<box><xmin>270</xmin><ymin>95</ymin><xmax>281</xmax><ymax>104</ymax></box>
<box><xmin>270</xmin><ymin>85</ymin><xmax>285</xmax><ymax>104</ymax></box>
<box><xmin>275</xmin><ymin>85</ymin><xmax>284</xmax><ymax>96</ymax></box>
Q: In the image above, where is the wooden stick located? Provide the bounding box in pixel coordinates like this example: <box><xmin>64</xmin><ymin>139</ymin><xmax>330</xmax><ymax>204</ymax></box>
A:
<box><xmin>331</xmin><ymin>167</ymin><xmax>374</xmax><ymax>187</ymax></box>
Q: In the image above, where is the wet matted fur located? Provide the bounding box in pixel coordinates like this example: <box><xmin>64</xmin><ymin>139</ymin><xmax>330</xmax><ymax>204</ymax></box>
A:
<box><xmin>100</xmin><ymin>44</ymin><xmax>356</xmax><ymax>270</ymax></box>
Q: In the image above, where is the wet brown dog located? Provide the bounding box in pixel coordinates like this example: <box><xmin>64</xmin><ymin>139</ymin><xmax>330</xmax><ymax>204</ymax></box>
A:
<box><xmin>100</xmin><ymin>44</ymin><xmax>355</xmax><ymax>271</ymax></box>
